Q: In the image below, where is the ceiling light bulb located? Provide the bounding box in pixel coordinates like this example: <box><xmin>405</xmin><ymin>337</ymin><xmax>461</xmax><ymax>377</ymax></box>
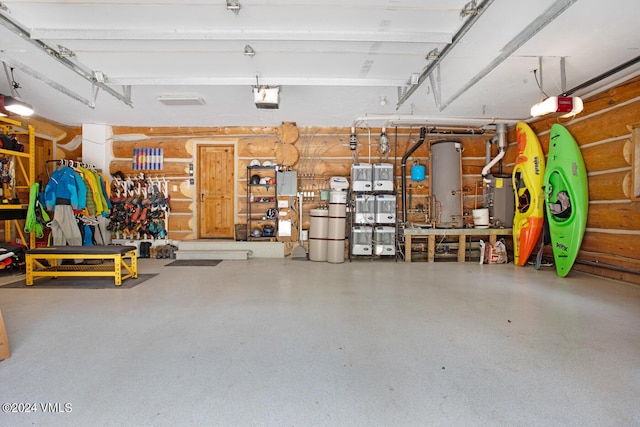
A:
<box><xmin>379</xmin><ymin>96</ymin><xmax>387</xmax><ymax>106</ymax></box>
<box><xmin>226</xmin><ymin>0</ymin><xmax>241</xmax><ymax>14</ymax></box>
<box><xmin>244</xmin><ymin>45</ymin><xmax>256</xmax><ymax>57</ymax></box>
<box><xmin>1</xmin><ymin>95</ymin><xmax>33</xmax><ymax>116</ymax></box>
<box><xmin>530</xmin><ymin>96</ymin><xmax>583</xmax><ymax>118</ymax></box>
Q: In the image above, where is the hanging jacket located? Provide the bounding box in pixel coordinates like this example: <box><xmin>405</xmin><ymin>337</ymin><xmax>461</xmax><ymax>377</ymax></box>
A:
<box><xmin>96</xmin><ymin>173</ymin><xmax>113</xmax><ymax>212</ymax></box>
<box><xmin>44</xmin><ymin>165</ymin><xmax>87</xmax><ymax>211</ymax></box>
<box><xmin>77</xmin><ymin>167</ymin><xmax>100</xmax><ymax>216</ymax></box>
<box><xmin>24</xmin><ymin>182</ymin><xmax>50</xmax><ymax>238</ymax></box>
<box><xmin>86</xmin><ymin>169</ymin><xmax>111</xmax><ymax>214</ymax></box>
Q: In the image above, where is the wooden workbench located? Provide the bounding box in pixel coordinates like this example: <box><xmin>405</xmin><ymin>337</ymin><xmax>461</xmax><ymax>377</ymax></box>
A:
<box><xmin>402</xmin><ymin>227</ymin><xmax>512</xmax><ymax>262</ymax></box>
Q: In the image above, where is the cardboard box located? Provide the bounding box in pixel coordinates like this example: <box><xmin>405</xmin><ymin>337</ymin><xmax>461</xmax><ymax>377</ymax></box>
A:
<box><xmin>0</xmin><ymin>309</ymin><xmax>10</xmax><ymax>360</ymax></box>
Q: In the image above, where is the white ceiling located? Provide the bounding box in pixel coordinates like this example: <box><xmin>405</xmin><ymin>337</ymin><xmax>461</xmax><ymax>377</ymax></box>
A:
<box><xmin>0</xmin><ymin>0</ymin><xmax>639</xmax><ymax>128</ymax></box>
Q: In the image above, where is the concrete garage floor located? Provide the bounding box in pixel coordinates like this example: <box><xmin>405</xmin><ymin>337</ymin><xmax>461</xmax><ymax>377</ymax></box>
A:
<box><xmin>0</xmin><ymin>258</ymin><xmax>639</xmax><ymax>427</ymax></box>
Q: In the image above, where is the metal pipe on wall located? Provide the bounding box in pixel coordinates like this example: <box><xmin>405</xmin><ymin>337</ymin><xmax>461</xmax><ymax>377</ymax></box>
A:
<box><xmin>352</xmin><ymin>114</ymin><xmax>518</xmax><ymax>130</ymax></box>
<box><xmin>481</xmin><ymin>123</ymin><xmax>507</xmax><ymax>183</ymax></box>
<box><xmin>401</xmin><ymin>127</ymin><xmax>427</xmax><ymax>224</ymax></box>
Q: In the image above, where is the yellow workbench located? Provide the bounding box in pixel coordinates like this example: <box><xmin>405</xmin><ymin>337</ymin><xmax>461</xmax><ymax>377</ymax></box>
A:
<box><xmin>25</xmin><ymin>245</ymin><xmax>138</xmax><ymax>286</ymax></box>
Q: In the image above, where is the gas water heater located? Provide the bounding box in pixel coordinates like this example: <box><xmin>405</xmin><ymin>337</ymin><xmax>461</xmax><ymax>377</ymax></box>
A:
<box><xmin>430</xmin><ymin>141</ymin><xmax>463</xmax><ymax>228</ymax></box>
<box><xmin>484</xmin><ymin>174</ymin><xmax>514</xmax><ymax>228</ymax></box>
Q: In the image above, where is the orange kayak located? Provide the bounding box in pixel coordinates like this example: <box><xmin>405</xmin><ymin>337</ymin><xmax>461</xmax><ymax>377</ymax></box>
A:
<box><xmin>512</xmin><ymin>122</ymin><xmax>546</xmax><ymax>266</ymax></box>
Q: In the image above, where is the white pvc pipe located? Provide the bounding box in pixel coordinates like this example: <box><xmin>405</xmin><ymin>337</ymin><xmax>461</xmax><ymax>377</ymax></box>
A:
<box><xmin>352</xmin><ymin>114</ymin><xmax>519</xmax><ymax>129</ymax></box>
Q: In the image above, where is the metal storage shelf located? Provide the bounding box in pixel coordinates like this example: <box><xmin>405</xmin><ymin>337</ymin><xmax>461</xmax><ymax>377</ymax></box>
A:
<box><xmin>0</xmin><ymin>116</ymin><xmax>36</xmax><ymax>248</ymax></box>
<box><xmin>246</xmin><ymin>165</ymin><xmax>278</xmax><ymax>241</ymax></box>
<box><xmin>347</xmin><ymin>188</ymin><xmax>399</xmax><ymax>262</ymax></box>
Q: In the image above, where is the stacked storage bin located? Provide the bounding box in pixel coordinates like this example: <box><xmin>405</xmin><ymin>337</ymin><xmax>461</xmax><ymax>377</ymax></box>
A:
<box><xmin>374</xmin><ymin>226</ymin><xmax>396</xmax><ymax>256</ymax></box>
<box><xmin>352</xmin><ymin>226</ymin><xmax>373</xmax><ymax>255</ymax></box>
<box><xmin>350</xmin><ymin>163</ymin><xmax>396</xmax><ymax>258</ymax></box>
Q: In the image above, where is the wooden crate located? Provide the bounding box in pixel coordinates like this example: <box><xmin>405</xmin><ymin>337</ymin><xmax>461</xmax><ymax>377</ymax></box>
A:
<box><xmin>0</xmin><ymin>309</ymin><xmax>10</xmax><ymax>360</ymax></box>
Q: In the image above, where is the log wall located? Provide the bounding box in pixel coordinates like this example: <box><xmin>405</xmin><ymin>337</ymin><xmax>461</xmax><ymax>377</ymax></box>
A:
<box><xmin>503</xmin><ymin>75</ymin><xmax>640</xmax><ymax>285</ymax></box>
<box><xmin>109</xmin><ymin>125</ymin><xmax>500</xmax><ymax>243</ymax></box>
<box><xmin>108</xmin><ymin>75</ymin><xmax>640</xmax><ymax>285</ymax></box>
<box><xmin>6</xmin><ymin>75</ymin><xmax>639</xmax><ymax>285</ymax></box>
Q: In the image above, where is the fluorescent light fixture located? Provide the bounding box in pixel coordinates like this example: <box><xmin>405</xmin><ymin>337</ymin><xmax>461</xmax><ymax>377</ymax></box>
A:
<box><xmin>0</xmin><ymin>95</ymin><xmax>34</xmax><ymax>116</ymax></box>
<box><xmin>530</xmin><ymin>96</ymin><xmax>583</xmax><ymax>118</ymax></box>
<box><xmin>157</xmin><ymin>95</ymin><xmax>205</xmax><ymax>106</ymax></box>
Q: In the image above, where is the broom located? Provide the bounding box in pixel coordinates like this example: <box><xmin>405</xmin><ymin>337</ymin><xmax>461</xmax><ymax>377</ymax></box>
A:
<box><xmin>291</xmin><ymin>192</ymin><xmax>308</xmax><ymax>260</ymax></box>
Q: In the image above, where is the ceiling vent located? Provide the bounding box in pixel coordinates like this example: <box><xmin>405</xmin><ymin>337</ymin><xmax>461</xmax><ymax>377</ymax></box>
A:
<box><xmin>157</xmin><ymin>95</ymin><xmax>205</xmax><ymax>106</ymax></box>
<box><xmin>253</xmin><ymin>86</ymin><xmax>279</xmax><ymax>109</ymax></box>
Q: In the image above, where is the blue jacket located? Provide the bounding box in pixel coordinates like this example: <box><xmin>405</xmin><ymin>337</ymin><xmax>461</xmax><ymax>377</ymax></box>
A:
<box><xmin>44</xmin><ymin>166</ymin><xmax>87</xmax><ymax>211</ymax></box>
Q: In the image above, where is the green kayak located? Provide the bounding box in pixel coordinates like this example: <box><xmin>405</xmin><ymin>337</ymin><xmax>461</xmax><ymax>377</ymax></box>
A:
<box><xmin>543</xmin><ymin>124</ymin><xmax>589</xmax><ymax>277</ymax></box>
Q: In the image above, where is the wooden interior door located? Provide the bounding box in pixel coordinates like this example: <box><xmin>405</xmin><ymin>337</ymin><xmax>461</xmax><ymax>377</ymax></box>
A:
<box><xmin>198</xmin><ymin>144</ymin><xmax>235</xmax><ymax>238</ymax></box>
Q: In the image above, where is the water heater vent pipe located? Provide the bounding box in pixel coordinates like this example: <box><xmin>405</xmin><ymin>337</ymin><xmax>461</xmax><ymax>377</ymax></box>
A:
<box><xmin>481</xmin><ymin>123</ymin><xmax>507</xmax><ymax>183</ymax></box>
<box><xmin>401</xmin><ymin>127</ymin><xmax>427</xmax><ymax>224</ymax></box>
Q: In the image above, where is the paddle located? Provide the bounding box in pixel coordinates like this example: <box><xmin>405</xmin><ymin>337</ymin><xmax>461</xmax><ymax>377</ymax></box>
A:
<box><xmin>534</xmin><ymin>207</ymin><xmax>551</xmax><ymax>269</ymax></box>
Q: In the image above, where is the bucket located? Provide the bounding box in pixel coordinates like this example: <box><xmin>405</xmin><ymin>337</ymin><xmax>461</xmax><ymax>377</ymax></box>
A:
<box><xmin>472</xmin><ymin>208</ymin><xmax>490</xmax><ymax>228</ymax></box>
